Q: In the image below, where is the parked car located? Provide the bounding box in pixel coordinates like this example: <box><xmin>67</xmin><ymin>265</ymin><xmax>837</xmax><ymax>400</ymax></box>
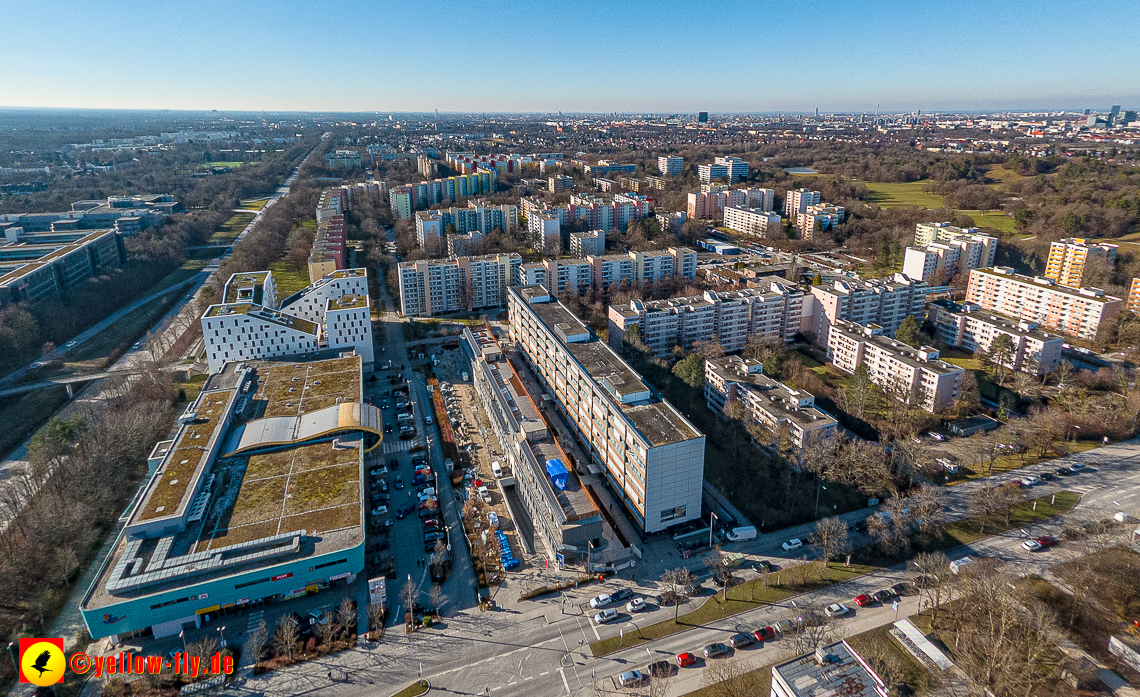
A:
<box><xmin>394</xmin><ymin>475</ymin><xmax>404</xmax><ymax>489</ymax></box>
<box><xmin>774</xmin><ymin>619</ymin><xmax>799</xmax><ymax>635</ymax></box>
<box><xmin>1021</xmin><ymin>475</ymin><xmax>1040</xmax><ymax>486</ymax></box>
<box><xmin>369</xmin><ymin>467</ymin><xmax>388</xmax><ymax>477</ymax></box>
<box><xmin>928</xmin><ymin>431</ymin><xmax>945</xmax><ymax>441</ymax></box>
<box><xmin>782</xmin><ymin>539</ymin><xmax>803</xmax><ymax>551</ymax></box>
<box><xmin>872</xmin><ymin>589</ymin><xmax>896</xmax><ymax>603</ymax></box>
<box><xmin>1039</xmin><ymin>472</ymin><xmax>1055</xmax><ymax>481</ymax></box>
<box><xmin>590</xmin><ymin>593</ymin><xmax>613</xmax><ymax>609</ymax></box>
<box><xmin>626</xmin><ymin>598</ymin><xmax>647</xmax><ymax>613</ymax></box>
<box><xmin>853</xmin><ymin>594</ymin><xmax>873</xmax><ymax>607</ymax></box>
<box><xmin>824</xmin><ymin>603</ymin><xmax>851</xmax><ymax>618</ymax></box>
<box><xmin>752</xmin><ymin>626</ymin><xmax>776</xmax><ymax>641</ymax></box>
<box><xmin>703</xmin><ymin>643</ymin><xmax>730</xmax><ymax>659</ymax></box>
<box><xmin>617</xmin><ymin>670</ymin><xmax>646</xmax><ymax>688</ymax></box>
<box><xmin>676</xmin><ymin>652</ymin><xmax>697</xmax><ymax>667</ymax></box>
<box><xmin>594</xmin><ymin>608</ymin><xmax>619</xmax><ymax>624</ymax></box>
<box><xmin>1056</xmin><ymin>467</ymin><xmax>1075</xmax><ymax>477</ymax></box>
<box><xmin>396</xmin><ymin>501</ymin><xmax>416</xmax><ymax>519</ymax></box>
<box><xmin>1069</xmin><ymin>462</ymin><xmax>1086</xmax><ymax>471</ymax></box>
<box><xmin>611</xmin><ymin>588</ymin><xmax>634</xmax><ymax>603</ymax></box>
<box><xmin>1022</xmin><ymin>535</ymin><xmax>1057</xmax><ymax>552</ymax></box>
<box><xmin>890</xmin><ymin>582</ymin><xmax>913</xmax><ymax>596</ymax></box>
<box><xmin>646</xmin><ymin>660</ymin><xmax>673</xmax><ymax>678</ymax></box>
<box><xmin>749</xmin><ymin>559</ymin><xmax>773</xmax><ymax>572</ymax></box>
<box><xmin>728</xmin><ymin>633</ymin><xmax>754</xmax><ymax>649</ymax></box>
<box><xmin>370</xmin><ymin>506</ymin><xmax>388</xmax><ymax>516</ymax></box>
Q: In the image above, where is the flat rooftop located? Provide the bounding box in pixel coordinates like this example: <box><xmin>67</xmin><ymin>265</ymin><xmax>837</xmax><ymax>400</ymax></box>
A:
<box><xmin>204</xmin><ymin>304</ymin><xmax>319</xmax><ymax>335</ymax></box>
<box><xmin>832</xmin><ymin>321</ymin><xmax>963</xmax><ymax>376</ymax></box>
<box><xmin>773</xmin><ymin>641</ymin><xmax>888</xmax><ymax>697</ymax></box>
<box><xmin>971</xmin><ymin>267</ymin><xmax>1121</xmax><ymax>303</ymax></box>
<box><xmin>930</xmin><ymin>300</ymin><xmax>1062</xmax><ymax>342</ymax></box>
<box><xmin>83</xmin><ymin>355</ymin><xmax>366</xmax><ymax>611</ymax></box>
<box><xmin>329</xmin><ymin>294</ymin><xmax>368</xmax><ymax>310</ymax></box>
<box><xmin>706</xmin><ymin>356</ymin><xmax>837</xmax><ymax>431</ymax></box>
<box><xmin>516</xmin><ymin>287</ymin><xmax>700</xmax><ymax>447</ymax></box>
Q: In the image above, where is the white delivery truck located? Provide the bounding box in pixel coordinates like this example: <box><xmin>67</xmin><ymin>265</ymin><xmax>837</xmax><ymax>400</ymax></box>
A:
<box><xmin>723</xmin><ymin>525</ymin><xmax>757</xmax><ymax>542</ymax></box>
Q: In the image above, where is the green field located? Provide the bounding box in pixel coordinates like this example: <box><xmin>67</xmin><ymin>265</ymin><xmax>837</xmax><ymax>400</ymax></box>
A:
<box><xmin>208</xmin><ymin>211</ymin><xmax>255</xmax><ymax>245</ymax></box>
<box><xmin>269</xmin><ymin>261</ymin><xmax>311</xmax><ymax>297</ymax></box>
<box><xmin>203</xmin><ymin>161</ymin><xmax>244</xmax><ymax>169</ymax></box>
<box><xmin>239</xmin><ymin>198</ymin><xmax>270</xmax><ymax>211</ymax></box>
<box><xmin>961</xmin><ymin>210</ymin><xmax>1017</xmax><ymax>235</ymax></box>
<box><xmin>863</xmin><ymin>181</ymin><xmax>947</xmax><ymax>209</ymax></box>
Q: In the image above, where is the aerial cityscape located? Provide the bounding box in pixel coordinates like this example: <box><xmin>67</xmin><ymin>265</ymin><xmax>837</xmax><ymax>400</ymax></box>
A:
<box><xmin>2</xmin><ymin>2</ymin><xmax>1140</xmax><ymax>697</ymax></box>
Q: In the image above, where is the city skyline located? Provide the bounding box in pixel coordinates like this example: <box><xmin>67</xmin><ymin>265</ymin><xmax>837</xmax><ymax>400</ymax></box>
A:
<box><xmin>2</xmin><ymin>0</ymin><xmax>1138</xmax><ymax>113</ymax></box>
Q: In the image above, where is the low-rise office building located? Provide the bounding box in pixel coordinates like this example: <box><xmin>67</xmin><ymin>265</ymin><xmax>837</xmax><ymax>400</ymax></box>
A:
<box><xmin>466</xmin><ymin>326</ymin><xmax>603</xmax><ymax>565</ymax></box>
<box><xmin>705</xmin><ymin>356</ymin><xmax>837</xmax><ymax>452</ymax></box>
<box><xmin>0</xmin><ymin>228</ymin><xmax>126</xmax><ymax>306</ymax></box>
<box><xmin>608</xmin><ymin>282</ymin><xmax>806</xmax><ymax>355</ymax></box>
<box><xmin>964</xmin><ymin>267</ymin><xmax>1122</xmax><ymax>342</ymax></box>
<box><xmin>826</xmin><ymin>320</ymin><xmax>963</xmax><ymax>412</ymax></box>
<box><xmin>928</xmin><ymin>300</ymin><xmax>1062</xmax><ymax>375</ymax></box>
<box><xmin>79</xmin><ymin>355</ymin><xmax>380</xmax><ymax>641</ymax></box>
<box><xmin>509</xmin><ymin>286</ymin><xmax>705</xmax><ymax>534</ymax></box>
<box><xmin>202</xmin><ymin>268</ymin><xmax>373</xmax><ymax>373</ymax></box>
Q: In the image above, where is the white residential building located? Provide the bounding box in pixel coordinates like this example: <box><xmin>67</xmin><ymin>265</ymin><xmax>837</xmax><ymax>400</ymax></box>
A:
<box><xmin>964</xmin><ymin>267</ymin><xmax>1123</xmax><ymax>341</ymax></box>
<box><xmin>809</xmin><ymin>274</ymin><xmax>929</xmax><ymax>342</ymax></box>
<box><xmin>608</xmin><ymin>282</ymin><xmax>805</xmax><ymax>355</ymax></box>
<box><xmin>398</xmin><ymin>254</ymin><xmax>522</xmax><ymax>317</ymax></box>
<box><xmin>509</xmin><ymin>286</ymin><xmax>705</xmax><ymax>534</ymax></box>
<box><xmin>528</xmin><ymin>213</ymin><xmax>561</xmax><ymax>254</ymax></box>
<box><xmin>202</xmin><ymin>268</ymin><xmax>373</xmax><ymax>373</ymax></box>
<box><xmin>512</xmin><ymin>257</ymin><xmax>594</xmax><ymax>296</ymax></box>
<box><xmin>658</xmin><ymin>156</ymin><xmax>684</xmax><ymax>175</ymax></box>
<box><xmin>698</xmin><ymin>156</ymin><xmax>749</xmax><ymax>183</ymax></box>
<box><xmin>723</xmin><ymin>206</ymin><xmax>782</xmax><ymax>238</ymax></box>
<box><xmin>913</xmin><ymin>222</ymin><xmax>998</xmax><ymax>262</ymax></box>
<box><xmin>927</xmin><ymin>300</ymin><xmax>1062</xmax><ymax>376</ymax></box>
<box><xmin>826</xmin><ymin>320</ymin><xmax>963</xmax><ymax>412</ymax></box>
<box><xmin>903</xmin><ymin>223</ymin><xmax>997</xmax><ymax>283</ymax></box>
<box><xmin>797</xmin><ymin>204</ymin><xmax>843</xmax><ymax>239</ymax></box>
<box><xmin>784</xmin><ymin>189</ymin><xmax>821</xmax><ymax>217</ymax></box>
<box><xmin>569</xmin><ymin>229</ymin><xmax>605</xmax><ymax>257</ymax></box>
<box><xmin>704</xmin><ymin>356</ymin><xmax>838</xmax><ymax>452</ymax></box>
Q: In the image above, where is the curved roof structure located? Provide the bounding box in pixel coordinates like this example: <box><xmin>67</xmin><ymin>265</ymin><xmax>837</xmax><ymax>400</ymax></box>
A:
<box><xmin>225</xmin><ymin>401</ymin><xmax>382</xmax><ymax>456</ymax></box>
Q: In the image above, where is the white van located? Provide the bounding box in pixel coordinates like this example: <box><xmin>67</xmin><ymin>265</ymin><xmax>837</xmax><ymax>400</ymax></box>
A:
<box><xmin>491</xmin><ymin>461</ymin><xmax>503</xmax><ymax>478</ymax></box>
<box><xmin>723</xmin><ymin>525</ymin><xmax>757</xmax><ymax>542</ymax></box>
<box><xmin>949</xmin><ymin>556</ymin><xmax>975</xmax><ymax>574</ymax></box>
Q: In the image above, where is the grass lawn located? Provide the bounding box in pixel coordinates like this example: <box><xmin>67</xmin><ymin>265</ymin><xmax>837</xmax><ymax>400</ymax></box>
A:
<box><xmin>239</xmin><ymin>198</ymin><xmax>270</xmax><ymax>210</ymax></box>
<box><xmin>268</xmin><ymin>261</ymin><xmax>310</xmax><ymax>297</ymax></box>
<box><xmin>863</xmin><ymin>181</ymin><xmax>946</xmax><ymax>209</ymax></box>
<box><xmin>682</xmin><ymin>665</ymin><xmax>772</xmax><ymax>697</ymax></box>
<box><xmin>941</xmin><ymin>491</ymin><xmax>1079</xmax><ymax>544</ymax></box>
<box><xmin>792</xmin><ymin>350</ymin><xmax>824</xmax><ymax>369</ymax></box>
<box><xmin>208</xmin><ymin>211</ymin><xmax>256</xmax><ymax>245</ymax></box>
<box><xmin>390</xmin><ymin>681</ymin><xmax>429</xmax><ymax>697</ymax></box>
<box><xmin>982</xmin><ymin>164</ymin><xmax>1023</xmax><ymax>187</ymax></box>
<box><xmin>0</xmin><ymin>387</ymin><xmax>71</xmax><ymax>457</ymax></box>
<box><xmin>846</xmin><ymin>624</ymin><xmax>939</xmax><ymax>695</ymax></box>
<box><xmin>961</xmin><ymin>210</ymin><xmax>1017</xmax><ymax>235</ymax></box>
<box><xmin>590</xmin><ymin>563</ymin><xmax>877</xmax><ymax>656</ymax></box>
<box><xmin>203</xmin><ymin>161</ymin><xmax>244</xmax><ymax>169</ymax></box>
<box><xmin>177</xmin><ymin>374</ymin><xmax>209</xmax><ymax>405</ymax></box>
<box><xmin>946</xmin><ymin>438</ymin><xmax>1102</xmax><ymax>484</ymax></box>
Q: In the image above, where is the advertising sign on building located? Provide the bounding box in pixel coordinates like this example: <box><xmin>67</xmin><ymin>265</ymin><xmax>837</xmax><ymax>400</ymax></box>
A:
<box><xmin>369</xmin><ymin>577</ymin><xmax>387</xmax><ymax>606</ymax></box>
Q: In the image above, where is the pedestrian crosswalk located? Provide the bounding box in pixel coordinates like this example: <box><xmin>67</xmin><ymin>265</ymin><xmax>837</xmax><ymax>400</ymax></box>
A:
<box><xmin>246</xmin><ymin>609</ymin><xmax>265</xmax><ymax>634</ymax></box>
<box><xmin>384</xmin><ymin>436</ymin><xmax>424</xmax><ymax>453</ymax></box>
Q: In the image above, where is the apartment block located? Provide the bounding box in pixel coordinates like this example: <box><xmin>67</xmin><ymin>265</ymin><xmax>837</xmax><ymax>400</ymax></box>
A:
<box><xmin>902</xmin><ymin>230</ymin><xmax>997</xmax><ymax>284</ymax></box>
<box><xmin>928</xmin><ymin>300</ymin><xmax>1062</xmax><ymax>375</ymax></box>
<box><xmin>698</xmin><ymin>156</ymin><xmax>749</xmax><ymax>183</ymax></box>
<box><xmin>509</xmin><ymin>286</ymin><xmax>705</xmax><ymax>534</ymax></box>
<box><xmin>549</xmin><ymin>174</ymin><xmax>574</xmax><ymax>193</ymax></box>
<box><xmin>397</xmin><ymin>254</ymin><xmax>521</xmax><ymax>317</ymax></box>
<box><xmin>202</xmin><ymin>268</ymin><xmax>373</xmax><ymax>373</ymax></box>
<box><xmin>324</xmin><ymin>150</ymin><xmax>361</xmax><ymax>168</ymax></box>
<box><xmin>826</xmin><ymin>320</ymin><xmax>963</xmax><ymax>412</ymax></box>
<box><xmin>724</xmin><ymin>206</ymin><xmax>782</xmax><ymax>238</ymax></box>
<box><xmin>588</xmin><ymin>246</ymin><xmax>695</xmax><ymax>290</ymax></box>
<box><xmin>512</xmin><ymin>258</ymin><xmax>594</xmax><ymax>296</ymax></box>
<box><xmin>466</xmin><ymin>326</ymin><xmax>602</xmax><ymax>564</ymax></box>
<box><xmin>584</xmin><ymin>160</ymin><xmax>637</xmax><ymax>177</ymax></box>
<box><xmin>784</xmin><ymin>188</ymin><xmax>821</xmax><ymax>217</ymax></box>
<box><xmin>1129</xmin><ymin>278</ymin><xmax>1140</xmax><ymax>316</ymax></box>
<box><xmin>809</xmin><ymin>274</ymin><xmax>929</xmax><ymax>342</ymax></box>
<box><xmin>570</xmin><ymin>229</ymin><xmax>606</xmax><ymax>257</ymax></box>
<box><xmin>797</xmin><ymin>204</ymin><xmax>844</xmax><ymax>239</ymax></box>
<box><xmin>913</xmin><ymin>222</ymin><xmax>997</xmax><ymax>259</ymax></box>
<box><xmin>1044</xmin><ymin>238</ymin><xmax>1118</xmax><ymax>288</ymax></box>
<box><xmin>528</xmin><ymin>214</ymin><xmax>562</xmax><ymax>254</ymax></box>
<box><xmin>964</xmin><ymin>267</ymin><xmax>1123</xmax><ymax>341</ymax></box>
<box><xmin>656</xmin><ymin>210</ymin><xmax>687</xmax><ymax>234</ymax></box>
<box><xmin>704</xmin><ymin>356</ymin><xmax>837</xmax><ymax>452</ymax></box>
<box><xmin>658</xmin><ymin>156</ymin><xmax>684</xmax><ymax>175</ymax></box>
<box><xmin>608</xmin><ymin>282</ymin><xmax>805</xmax><ymax>355</ymax></box>
<box><xmin>387</xmin><ymin>171</ymin><xmax>496</xmax><ymax>219</ymax></box>
<box><xmin>688</xmin><ymin>187</ymin><xmax>774</xmax><ymax>219</ymax></box>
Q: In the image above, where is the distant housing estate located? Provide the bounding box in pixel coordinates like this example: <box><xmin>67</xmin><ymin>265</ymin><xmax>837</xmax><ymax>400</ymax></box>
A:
<box><xmin>0</xmin><ymin>193</ymin><xmax>178</xmax><ymax>235</ymax></box>
<box><xmin>388</xmin><ymin>172</ymin><xmax>496</xmax><ymax>219</ymax></box>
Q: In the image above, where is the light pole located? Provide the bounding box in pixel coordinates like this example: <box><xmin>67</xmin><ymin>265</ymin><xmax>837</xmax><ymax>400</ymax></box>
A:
<box><xmin>815</xmin><ymin>483</ymin><xmax>827</xmax><ymax>519</ymax></box>
<box><xmin>218</xmin><ymin>625</ymin><xmax>226</xmax><ymax>649</ymax></box>
<box><xmin>179</xmin><ymin>629</ymin><xmax>187</xmax><ymax>655</ymax></box>
<box><xmin>708</xmin><ymin>511</ymin><xmax>718</xmax><ymax>549</ymax></box>
<box><xmin>6</xmin><ymin>642</ymin><xmax>16</xmax><ymax>673</ymax></box>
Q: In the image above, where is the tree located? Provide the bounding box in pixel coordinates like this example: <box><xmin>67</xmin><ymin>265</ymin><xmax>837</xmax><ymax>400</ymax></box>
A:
<box><xmin>248</xmin><ymin>619</ymin><xmax>269</xmax><ymax>663</ymax></box>
<box><xmin>401</xmin><ymin>576</ymin><xmax>420</xmax><ymax>629</ymax></box>
<box><xmin>429</xmin><ymin>583</ymin><xmax>445</xmax><ymax>614</ymax></box>
<box><xmin>273</xmin><ymin>618</ymin><xmax>300</xmax><ymax>659</ymax></box>
<box><xmin>908</xmin><ymin>551</ymin><xmax>950</xmax><ymax>626</ymax></box>
<box><xmin>843</xmin><ymin>364</ymin><xmax>875</xmax><ymax>418</ymax></box>
<box><xmin>672</xmin><ymin>353</ymin><xmax>705</xmax><ymax>389</ymax></box>
<box><xmin>701</xmin><ymin>656</ymin><xmax>762</xmax><ymax>697</ymax></box>
<box><xmin>811</xmin><ymin>516</ymin><xmax>849</xmax><ymax>567</ymax></box>
<box><xmin>661</xmin><ymin>567</ymin><xmax>696</xmax><ymax>622</ymax></box>
<box><xmin>894</xmin><ymin>315</ymin><xmax>921</xmax><ymax>346</ymax></box>
<box><xmin>336</xmin><ymin>597</ymin><xmax>357</xmax><ymax>636</ymax></box>
<box><xmin>981</xmin><ymin>334</ymin><xmax>1015</xmax><ymax>384</ymax></box>
<box><xmin>967</xmin><ymin>485</ymin><xmax>1007</xmax><ymax>534</ymax></box>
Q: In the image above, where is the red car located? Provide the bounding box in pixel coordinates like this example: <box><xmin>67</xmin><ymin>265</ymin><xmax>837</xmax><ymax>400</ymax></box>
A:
<box><xmin>1037</xmin><ymin>535</ymin><xmax>1057</xmax><ymax>548</ymax></box>
<box><xmin>752</xmin><ymin>626</ymin><xmax>776</xmax><ymax>642</ymax></box>
<box><xmin>676</xmin><ymin>652</ymin><xmax>697</xmax><ymax>667</ymax></box>
<box><xmin>854</xmin><ymin>594</ymin><xmax>873</xmax><ymax>607</ymax></box>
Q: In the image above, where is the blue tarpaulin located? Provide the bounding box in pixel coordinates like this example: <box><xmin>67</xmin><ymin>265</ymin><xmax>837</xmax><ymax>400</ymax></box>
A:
<box><xmin>545</xmin><ymin>459</ymin><xmax>568</xmax><ymax>490</ymax></box>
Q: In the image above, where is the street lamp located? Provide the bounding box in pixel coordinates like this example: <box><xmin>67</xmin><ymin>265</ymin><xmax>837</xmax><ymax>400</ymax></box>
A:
<box><xmin>815</xmin><ymin>483</ymin><xmax>828</xmax><ymax>519</ymax></box>
<box><xmin>217</xmin><ymin>625</ymin><xmax>226</xmax><ymax>649</ymax></box>
<box><xmin>179</xmin><ymin>629</ymin><xmax>187</xmax><ymax>655</ymax></box>
<box><xmin>708</xmin><ymin>511</ymin><xmax>718</xmax><ymax>549</ymax></box>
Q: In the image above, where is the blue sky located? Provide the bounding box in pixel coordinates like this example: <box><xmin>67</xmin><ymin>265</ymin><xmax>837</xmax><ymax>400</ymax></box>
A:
<box><xmin>2</xmin><ymin>0</ymin><xmax>1138</xmax><ymax>113</ymax></box>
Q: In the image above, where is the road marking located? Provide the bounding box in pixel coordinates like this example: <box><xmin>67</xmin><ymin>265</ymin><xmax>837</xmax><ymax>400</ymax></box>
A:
<box><xmin>559</xmin><ymin>668</ymin><xmax>570</xmax><ymax>693</ymax></box>
<box><xmin>524</xmin><ymin>676</ymin><xmax>533</xmax><ymax>681</ymax></box>
<box><xmin>540</xmin><ymin>671</ymin><xmax>549</xmax><ymax>676</ymax></box>
<box><xmin>591</xmin><ymin>620</ymin><xmax>601</xmax><ymax>642</ymax></box>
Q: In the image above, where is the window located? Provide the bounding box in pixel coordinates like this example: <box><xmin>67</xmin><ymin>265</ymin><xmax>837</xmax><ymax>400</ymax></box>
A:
<box><xmin>660</xmin><ymin>506</ymin><xmax>686</xmax><ymax>523</ymax></box>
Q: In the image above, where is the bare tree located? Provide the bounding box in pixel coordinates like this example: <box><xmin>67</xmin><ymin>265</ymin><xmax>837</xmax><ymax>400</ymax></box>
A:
<box><xmin>247</xmin><ymin>619</ymin><xmax>269</xmax><ymax>663</ymax></box>
<box><xmin>336</xmin><ymin>597</ymin><xmax>357</xmax><ymax>635</ymax></box>
<box><xmin>811</xmin><ymin>516</ymin><xmax>849</xmax><ymax>568</ymax></box>
<box><xmin>700</xmin><ymin>656</ymin><xmax>761</xmax><ymax>697</ymax></box>
<box><xmin>273</xmin><ymin>619</ymin><xmax>299</xmax><ymax>660</ymax></box>
<box><xmin>661</xmin><ymin>567</ymin><xmax>696</xmax><ymax>622</ymax></box>
<box><xmin>401</xmin><ymin>576</ymin><xmax>420</xmax><ymax>629</ymax></box>
<box><xmin>908</xmin><ymin>551</ymin><xmax>950</xmax><ymax>627</ymax></box>
<box><xmin>429</xmin><ymin>583</ymin><xmax>445</xmax><ymax>614</ymax></box>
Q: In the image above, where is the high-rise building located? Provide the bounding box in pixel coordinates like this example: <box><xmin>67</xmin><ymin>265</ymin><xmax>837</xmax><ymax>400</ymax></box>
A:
<box><xmin>569</xmin><ymin>229</ymin><xmax>606</xmax><ymax>257</ymax></box>
<box><xmin>797</xmin><ymin>204</ymin><xmax>844</xmax><ymax>239</ymax></box>
<box><xmin>697</xmin><ymin>112</ymin><xmax>709</xmax><ymax>123</ymax></box>
<box><xmin>658</xmin><ymin>156</ymin><xmax>684</xmax><ymax>175</ymax></box>
<box><xmin>826</xmin><ymin>320</ymin><xmax>963</xmax><ymax>412</ymax></box>
<box><xmin>704</xmin><ymin>356</ymin><xmax>837</xmax><ymax>453</ymax></box>
<box><xmin>698</xmin><ymin>156</ymin><xmax>749</xmax><ymax>184</ymax></box>
<box><xmin>1043</xmin><ymin>238</ymin><xmax>1118</xmax><ymax>288</ymax></box>
<box><xmin>809</xmin><ymin>274</ymin><xmax>928</xmax><ymax>342</ymax></box>
<box><xmin>723</xmin><ymin>206</ymin><xmax>782</xmax><ymax>238</ymax></box>
<box><xmin>784</xmin><ymin>189</ymin><xmax>821</xmax><ymax>216</ymax></box>
<box><xmin>398</xmin><ymin>254</ymin><xmax>521</xmax><ymax>317</ymax></box>
<box><xmin>608</xmin><ymin>282</ymin><xmax>805</xmax><ymax>355</ymax></box>
<box><xmin>509</xmin><ymin>286</ymin><xmax>705</xmax><ymax>534</ymax></box>
<box><xmin>387</xmin><ymin>171</ymin><xmax>496</xmax><ymax>219</ymax></box>
<box><xmin>964</xmin><ymin>267</ymin><xmax>1122</xmax><ymax>341</ymax></box>
<box><xmin>913</xmin><ymin>221</ymin><xmax>996</xmax><ymax>252</ymax></box>
<box><xmin>1129</xmin><ymin>277</ymin><xmax>1140</xmax><ymax>316</ymax></box>
<box><xmin>902</xmin><ymin>232</ymin><xmax>996</xmax><ymax>284</ymax></box>
<box><xmin>549</xmin><ymin>174</ymin><xmax>574</xmax><ymax>193</ymax></box>
<box><xmin>927</xmin><ymin>300</ymin><xmax>1062</xmax><ymax>376</ymax></box>
<box><xmin>687</xmin><ymin>187</ymin><xmax>774</xmax><ymax>219</ymax></box>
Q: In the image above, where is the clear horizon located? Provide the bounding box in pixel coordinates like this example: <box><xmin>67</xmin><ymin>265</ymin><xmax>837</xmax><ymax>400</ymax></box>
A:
<box><xmin>2</xmin><ymin>0</ymin><xmax>1138</xmax><ymax>113</ymax></box>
